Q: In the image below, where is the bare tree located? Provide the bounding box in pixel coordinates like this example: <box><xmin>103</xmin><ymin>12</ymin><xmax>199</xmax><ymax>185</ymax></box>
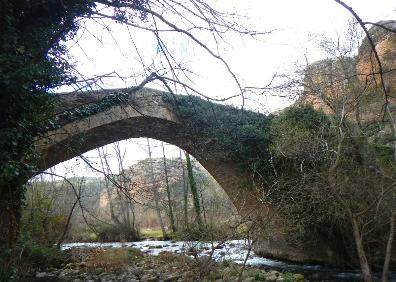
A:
<box><xmin>146</xmin><ymin>138</ymin><xmax>168</xmax><ymax>238</ymax></box>
<box><xmin>161</xmin><ymin>142</ymin><xmax>176</xmax><ymax>233</ymax></box>
<box><xmin>382</xmin><ymin>210</ymin><xmax>395</xmax><ymax>282</ymax></box>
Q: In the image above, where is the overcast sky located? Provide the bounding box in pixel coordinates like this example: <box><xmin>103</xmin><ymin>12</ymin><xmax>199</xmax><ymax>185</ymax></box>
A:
<box><xmin>48</xmin><ymin>0</ymin><xmax>396</xmax><ymax>178</ymax></box>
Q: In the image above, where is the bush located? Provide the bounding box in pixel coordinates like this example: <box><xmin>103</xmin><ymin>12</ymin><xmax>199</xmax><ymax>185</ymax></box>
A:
<box><xmin>82</xmin><ymin>248</ymin><xmax>143</xmax><ymax>272</ymax></box>
<box><xmin>20</xmin><ymin>188</ymin><xmax>69</xmax><ymax>246</ymax></box>
<box><xmin>96</xmin><ymin>224</ymin><xmax>140</xmax><ymax>242</ymax></box>
<box><xmin>283</xmin><ymin>272</ymin><xmax>294</xmax><ymax>282</ymax></box>
<box><xmin>251</xmin><ymin>271</ymin><xmax>267</xmax><ymax>281</ymax></box>
<box><xmin>16</xmin><ymin>235</ymin><xmax>70</xmax><ymax>277</ymax></box>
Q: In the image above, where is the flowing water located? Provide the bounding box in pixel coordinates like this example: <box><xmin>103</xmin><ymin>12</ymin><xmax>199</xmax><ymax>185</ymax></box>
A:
<box><xmin>61</xmin><ymin>240</ymin><xmax>395</xmax><ymax>281</ymax></box>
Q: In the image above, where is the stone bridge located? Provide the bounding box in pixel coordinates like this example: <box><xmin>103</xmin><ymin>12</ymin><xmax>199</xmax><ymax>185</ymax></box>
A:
<box><xmin>35</xmin><ymin>87</ymin><xmax>260</xmax><ymax>216</ymax></box>
<box><xmin>32</xmin><ymin>22</ymin><xmax>396</xmax><ymax>266</ymax></box>
<box><xmin>34</xmin><ymin>87</ymin><xmax>342</xmax><ymax>265</ymax></box>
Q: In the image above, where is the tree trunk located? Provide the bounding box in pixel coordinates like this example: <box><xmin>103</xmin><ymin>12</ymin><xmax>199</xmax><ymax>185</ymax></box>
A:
<box><xmin>184</xmin><ymin>151</ymin><xmax>202</xmax><ymax>226</ymax></box>
<box><xmin>128</xmin><ymin>200</ymin><xmax>136</xmax><ymax>232</ymax></box>
<box><xmin>351</xmin><ymin>216</ymin><xmax>373</xmax><ymax>282</ymax></box>
<box><xmin>105</xmin><ymin>181</ymin><xmax>120</xmax><ymax>225</ymax></box>
<box><xmin>179</xmin><ymin>149</ymin><xmax>188</xmax><ymax>228</ymax></box>
<box><xmin>162</xmin><ymin>142</ymin><xmax>176</xmax><ymax>233</ymax></box>
<box><xmin>117</xmin><ymin>190</ymin><xmax>129</xmax><ymax>228</ymax></box>
<box><xmin>199</xmin><ymin>184</ymin><xmax>207</xmax><ymax>225</ymax></box>
<box><xmin>98</xmin><ymin>148</ymin><xmax>121</xmax><ymax>225</ymax></box>
<box><xmin>147</xmin><ymin>138</ymin><xmax>167</xmax><ymax>239</ymax></box>
<box><xmin>382</xmin><ymin>211</ymin><xmax>395</xmax><ymax>282</ymax></box>
<box><xmin>56</xmin><ymin>198</ymin><xmax>78</xmax><ymax>248</ymax></box>
<box><xmin>125</xmin><ymin>199</ymin><xmax>131</xmax><ymax>230</ymax></box>
<box><xmin>0</xmin><ymin>184</ymin><xmax>22</xmax><ymax>281</ymax></box>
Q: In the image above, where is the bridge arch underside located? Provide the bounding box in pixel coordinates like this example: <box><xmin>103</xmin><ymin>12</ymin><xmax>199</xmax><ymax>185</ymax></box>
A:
<box><xmin>37</xmin><ymin>115</ymin><xmax>258</xmax><ymax>216</ymax></box>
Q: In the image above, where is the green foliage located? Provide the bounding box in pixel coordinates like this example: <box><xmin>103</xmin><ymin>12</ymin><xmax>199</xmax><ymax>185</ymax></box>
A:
<box><xmin>140</xmin><ymin>228</ymin><xmax>164</xmax><ymax>240</ymax></box>
<box><xmin>236</xmin><ymin>223</ymin><xmax>249</xmax><ymax>237</ymax></box>
<box><xmin>0</xmin><ymin>1</ymin><xmax>96</xmax><ymax>185</ymax></box>
<box><xmin>165</xmin><ymin>94</ymin><xmax>272</xmax><ymax>176</ymax></box>
<box><xmin>270</xmin><ymin>105</ymin><xmax>330</xmax><ymax>164</ymax></box>
<box><xmin>44</xmin><ymin>90</ymin><xmax>130</xmax><ymax>132</ymax></box>
<box><xmin>78</xmin><ymin>231</ymin><xmax>98</xmax><ymax>242</ymax></box>
<box><xmin>273</xmin><ymin>104</ymin><xmax>329</xmax><ymax>130</ymax></box>
<box><xmin>267</xmin><ymin>104</ymin><xmax>396</xmax><ymax>265</ymax></box>
<box><xmin>185</xmin><ymin>152</ymin><xmax>202</xmax><ymax>225</ymax></box>
<box><xmin>0</xmin><ymin>248</ymin><xmax>13</xmax><ymax>281</ymax></box>
<box><xmin>370</xmin><ymin>142</ymin><xmax>395</xmax><ymax>169</ymax></box>
<box><xmin>251</xmin><ymin>271</ymin><xmax>266</xmax><ymax>281</ymax></box>
<box><xmin>283</xmin><ymin>272</ymin><xmax>294</xmax><ymax>282</ymax></box>
<box><xmin>16</xmin><ymin>234</ymin><xmax>70</xmax><ymax>273</ymax></box>
<box><xmin>221</xmin><ymin>260</ymin><xmax>232</xmax><ymax>267</ymax></box>
<box><xmin>226</xmin><ymin>266</ymin><xmax>240</xmax><ymax>277</ymax></box>
<box><xmin>96</xmin><ymin>224</ymin><xmax>140</xmax><ymax>242</ymax></box>
<box><xmin>0</xmin><ymin>4</ymin><xmax>98</xmax><ymax>273</ymax></box>
<box><xmin>268</xmin><ymin>107</ymin><xmax>346</xmax><ymax>245</ymax></box>
<box><xmin>20</xmin><ymin>181</ymin><xmax>73</xmax><ymax>246</ymax></box>
<box><xmin>126</xmin><ymin>248</ymin><xmax>143</xmax><ymax>262</ymax></box>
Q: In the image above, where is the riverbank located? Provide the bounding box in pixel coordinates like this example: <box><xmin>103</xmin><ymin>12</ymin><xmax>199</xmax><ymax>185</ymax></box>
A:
<box><xmin>21</xmin><ymin>247</ymin><xmax>306</xmax><ymax>282</ymax></box>
<box><xmin>59</xmin><ymin>240</ymin><xmax>369</xmax><ymax>281</ymax></box>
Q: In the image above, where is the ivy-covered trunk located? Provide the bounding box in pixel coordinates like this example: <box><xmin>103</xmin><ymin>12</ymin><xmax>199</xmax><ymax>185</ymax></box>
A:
<box><xmin>0</xmin><ymin>184</ymin><xmax>23</xmax><ymax>281</ymax></box>
<box><xmin>184</xmin><ymin>151</ymin><xmax>202</xmax><ymax>226</ymax></box>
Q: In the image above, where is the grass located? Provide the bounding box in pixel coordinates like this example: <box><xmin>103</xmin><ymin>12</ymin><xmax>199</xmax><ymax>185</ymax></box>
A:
<box><xmin>75</xmin><ymin>248</ymin><xmax>143</xmax><ymax>273</ymax></box>
<box><xmin>140</xmin><ymin>228</ymin><xmax>165</xmax><ymax>240</ymax></box>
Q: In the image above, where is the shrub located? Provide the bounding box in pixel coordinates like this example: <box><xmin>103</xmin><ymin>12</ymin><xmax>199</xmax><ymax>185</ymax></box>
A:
<box><xmin>83</xmin><ymin>248</ymin><xmax>142</xmax><ymax>272</ymax></box>
<box><xmin>96</xmin><ymin>224</ymin><xmax>140</xmax><ymax>242</ymax></box>
<box><xmin>283</xmin><ymin>272</ymin><xmax>294</xmax><ymax>282</ymax></box>
<box><xmin>16</xmin><ymin>235</ymin><xmax>70</xmax><ymax>277</ymax></box>
<box><xmin>251</xmin><ymin>271</ymin><xmax>266</xmax><ymax>281</ymax></box>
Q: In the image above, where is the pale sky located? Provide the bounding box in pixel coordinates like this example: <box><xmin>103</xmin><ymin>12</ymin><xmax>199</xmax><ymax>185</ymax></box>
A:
<box><xmin>48</xmin><ymin>0</ymin><xmax>396</xmax><ymax>178</ymax></box>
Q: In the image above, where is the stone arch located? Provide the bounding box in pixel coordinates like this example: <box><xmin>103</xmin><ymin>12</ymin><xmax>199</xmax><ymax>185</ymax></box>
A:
<box><xmin>34</xmin><ymin>87</ymin><xmax>347</xmax><ymax>265</ymax></box>
<box><xmin>35</xmin><ymin>87</ymin><xmax>258</xmax><ymax>215</ymax></box>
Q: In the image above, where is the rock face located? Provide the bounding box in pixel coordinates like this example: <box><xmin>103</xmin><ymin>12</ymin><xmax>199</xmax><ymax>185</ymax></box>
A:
<box><xmin>302</xmin><ymin>57</ymin><xmax>356</xmax><ymax>114</ymax></box>
<box><xmin>302</xmin><ymin>20</ymin><xmax>396</xmax><ymax>123</ymax></box>
<box><xmin>357</xmin><ymin>20</ymin><xmax>396</xmax><ymax>94</ymax></box>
